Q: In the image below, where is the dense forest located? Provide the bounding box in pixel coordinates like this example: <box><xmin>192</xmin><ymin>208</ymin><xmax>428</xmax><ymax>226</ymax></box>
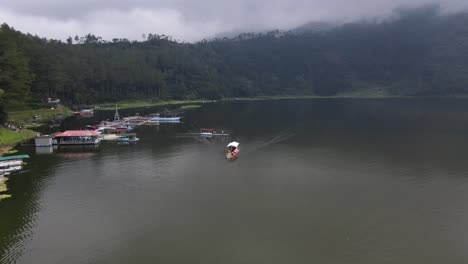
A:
<box><xmin>1</xmin><ymin>5</ymin><xmax>468</xmax><ymax>113</ymax></box>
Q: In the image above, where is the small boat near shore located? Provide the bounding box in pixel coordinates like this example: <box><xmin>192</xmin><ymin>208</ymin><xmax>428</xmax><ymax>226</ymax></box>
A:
<box><xmin>99</xmin><ymin>128</ymin><xmax>130</xmax><ymax>141</ymax></box>
<box><xmin>149</xmin><ymin>116</ymin><xmax>181</xmax><ymax>122</ymax></box>
<box><xmin>73</xmin><ymin>109</ymin><xmax>94</xmax><ymax>117</ymax></box>
<box><xmin>0</xmin><ymin>155</ymin><xmax>30</xmax><ymax>176</ymax></box>
<box><xmin>177</xmin><ymin>128</ymin><xmax>230</xmax><ymax>137</ymax></box>
<box><xmin>149</xmin><ymin>113</ymin><xmax>181</xmax><ymax>123</ymax></box>
<box><xmin>226</xmin><ymin>142</ymin><xmax>240</xmax><ymax>160</ymax></box>
<box><xmin>117</xmin><ymin>134</ymin><xmax>139</xmax><ymax>143</ymax></box>
<box><xmin>200</xmin><ymin>128</ymin><xmax>230</xmax><ymax>137</ymax></box>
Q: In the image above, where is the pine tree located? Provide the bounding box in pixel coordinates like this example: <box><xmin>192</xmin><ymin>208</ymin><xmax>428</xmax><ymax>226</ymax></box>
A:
<box><xmin>0</xmin><ymin>25</ymin><xmax>32</xmax><ymax>106</ymax></box>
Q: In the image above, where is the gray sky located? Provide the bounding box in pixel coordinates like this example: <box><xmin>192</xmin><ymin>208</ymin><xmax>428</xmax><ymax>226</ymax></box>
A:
<box><xmin>1</xmin><ymin>0</ymin><xmax>467</xmax><ymax>42</ymax></box>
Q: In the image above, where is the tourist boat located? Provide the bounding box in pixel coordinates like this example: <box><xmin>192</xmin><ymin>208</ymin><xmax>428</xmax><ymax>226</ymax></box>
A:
<box><xmin>82</xmin><ymin>125</ymin><xmax>98</xmax><ymax>131</ymax></box>
<box><xmin>122</xmin><ymin>115</ymin><xmax>150</xmax><ymax>126</ymax></box>
<box><xmin>101</xmin><ymin>134</ymin><xmax>119</xmax><ymax>141</ymax></box>
<box><xmin>115</xmin><ymin>125</ymin><xmax>134</xmax><ymax>131</ymax></box>
<box><xmin>72</xmin><ymin>109</ymin><xmax>94</xmax><ymax>117</ymax></box>
<box><xmin>149</xmin><ymin>113</ymin><xmax>181</xmax><ymax>123</ymax></box>
<box><xmin>95</xmin><ymin>126</ymin><xmax>113</xmax><ymax>132</ymax></box>
<box><xmin>150</xmin><ymin>116</ymin><xmax>181</xmax><ymax>122</ymax></box>
<box><xmin>199</xmin><ymin>128</ymin><xmax>230</xmax><ymax>137</ymax></box>
<box><xmin>226</xmin><ymin>142</ymin><xmax>240</xmax><ymax>160</ymax></box>
<box><xmin>97</xmin><ymin>127</ymin><xmax>136</xmax><ymax>141</ymax></box>
<box><xmin>0</xmin><ymin>155</ymin><xmax>30</xmax><ymax>175</ymax></box>
<box><xmin>200</xmin><ymin>128</ymin><xmax>216</xmax><ymax>137</ymax></box>
<box><xmin>117</xmin><ymin>134</ymin><xmax>139</xmax><ymax>143</ymax></box>
<box><xmin>99</xmin><ymin>128</ymin><xmax>130</xmax><ymax>141</ymax></box>
<box><xmin>97</xmin><ymin>120</ymin><xmax>134</xmax><ymax>130</ymax></box>
<box><xmin>80</xmin><ymin>109</ymin><xmax>94</xmax><ymax>116</ymax></box>
<box><xmin>53</xmin><ymin>130</ymin><xmax>102</xmax><ymax>145</ymax></box>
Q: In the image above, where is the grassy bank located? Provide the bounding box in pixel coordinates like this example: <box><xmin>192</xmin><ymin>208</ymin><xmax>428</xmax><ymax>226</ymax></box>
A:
<box><xmin>95</xmin><ymin>94</ymin><xmax>410</xmax><ymax>111</ymax></box>
<box><xmin>222</xmin><ymin>93</ymin><xmax>408</xmax><ymax>101</ymax></box>
<box><xmin>0</xmin><ymin>177</ymin><xmax>11</xmax><ymax>201</ymax></box>
<box><xmin>1</xmin><ymin>108</ymin><xmax>70</xmax><ymax>156</ymax></box>
<box><xmin>7</xmin><ymin>108</ymin><xmax>72</xmax><ymax>127</ymax></box>
<box><xmin>179</xmin><ymin>104</ymin><xmax>203</xmax><ymax>109</ymax></box>
<box><xmin>96</xmin><ymin>99</ymin><xmax>214</xmax><ymax>110</ymax></box>
<box><xmin>0</xmin><ymin>178</ymin><xmax>7</xmax><ymax>192</ymax></box>
<box><xmin>0</xmin><ymin>128</ymin><xmax>37</xmax><ymax>156</ymax></box>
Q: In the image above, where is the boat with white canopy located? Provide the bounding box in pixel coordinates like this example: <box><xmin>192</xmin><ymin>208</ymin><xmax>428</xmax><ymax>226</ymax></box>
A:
<box><xmin>226</xmin><ymin>142</ymin><xmax>240</xmax><ymax>160</ymax></box>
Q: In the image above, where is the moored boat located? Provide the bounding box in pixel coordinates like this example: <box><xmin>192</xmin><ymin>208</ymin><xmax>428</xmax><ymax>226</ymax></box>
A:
<box><xmin>149</xmin><ymin>113</ymin><xmax>181</xmax><ymax>123</ymax></box>
<box><xmin>99</xmin><ymin>128</ymin><xmax>129</xmax><ymax>141</ymax></box>
<box><xmin>199</xmin><ymin>128</ymin><xmax>229</xmax><ymax>137</ymax></box>
<box><xmin>82</xmin><ymin>125</ymin><xmax>98</xmax><ymax>131</ymax></box>
<box><xmin>150</xmin><ymin>116</ymin><xmax>181</xmax><ymax>122</ymax></box>
<box><xmin>117</xmin><ymin>134</ymin><xmax>139</xmax><ymax>143</ymax></box>
<box><xmin>0</xmin><ymin>155</ymin><xmax>30</xmax><ymax>175</ymax></box>
<box><xmin>200</xmin><ymin>128</ymin><xmax>216</xmax><ymax>137</ymax></box>
<box><xmin>226</xmin><ymin>142</ymin><xmax>240</xmax><ymax>160</ymax></box>
<box><xmin>80</xmin><ymin>109</ymin><xmax>94</xmax><ymax>115</ymax></box>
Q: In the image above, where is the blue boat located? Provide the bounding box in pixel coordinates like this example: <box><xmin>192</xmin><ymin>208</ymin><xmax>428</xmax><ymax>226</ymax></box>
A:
<box><xmin>117</xmin><ymin>134</ymin><xmax>139</xmax><ymax>143</ymax></box>
<box><xmin>149</xmin><ymin>116</ymin><xmax>181</xmax><ymax>122</ymax></box>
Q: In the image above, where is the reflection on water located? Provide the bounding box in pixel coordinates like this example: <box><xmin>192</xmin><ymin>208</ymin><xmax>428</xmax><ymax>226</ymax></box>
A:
<box><xmin>2</xmin><ymin>99</ymin><xmax>468</xmax><ymax>264</ymax></box>
<box><xmin>56</xmin><ymin>153</ymin><xmax>97</xmax><ymax>159</ymax></box>
<box><xmin>35</xmin><ymin>147</ymin><xmax>54</xmax><ymax>155</ymax></box>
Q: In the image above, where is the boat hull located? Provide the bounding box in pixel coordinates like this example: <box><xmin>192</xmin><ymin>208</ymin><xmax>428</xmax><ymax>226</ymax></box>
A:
<box><xmin>117</xmin><ymin>137</ymin><xmax>139</xmax><ymax>143</ymax></box>
<box><xmin>101</xmin><ymin>134</ymin><xmax>119</xmax><ymax>141</ymax></box>
<box><xmin>150</xmin><ymin>117</ymin><xmax>181</xmax><ymax>122</ymax></box>
<box><xmin>226</xmin><ymin>149</ymin><xmax>240</xmax><ymax>160</ymax></box>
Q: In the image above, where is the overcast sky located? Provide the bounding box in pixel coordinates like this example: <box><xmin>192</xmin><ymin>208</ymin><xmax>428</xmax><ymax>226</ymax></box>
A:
<box><xmin>1</xmin><ymin>0</ymin><xmax>467</xmax><ymax>42</ymax></box>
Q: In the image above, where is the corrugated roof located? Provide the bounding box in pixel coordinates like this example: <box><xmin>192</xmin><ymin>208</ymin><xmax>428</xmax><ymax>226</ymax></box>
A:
<box><xmin>53</xmin><ymin>130</ymin><xmax>100</xmax><ymax>137</ymax></box>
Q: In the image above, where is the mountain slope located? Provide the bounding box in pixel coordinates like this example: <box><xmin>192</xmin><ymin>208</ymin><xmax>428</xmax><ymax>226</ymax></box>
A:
<box><xmin>1</xmin><ymin>5</ymin><xmax>468</xmax><ymax>107</ymax></box>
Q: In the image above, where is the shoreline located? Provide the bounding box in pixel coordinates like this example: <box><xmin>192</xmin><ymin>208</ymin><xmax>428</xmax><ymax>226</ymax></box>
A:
<box><xmin>7</xmin><ymin>108</ymin><xmax>72</xmax><ymax>127</ymax></box>
<box><xmin>3</xmin><ymin>94</ymin><xmax>467</xmax><ymax>155</ymax></box>
<box><xmin>95</xmin><ymin>99</ymin><xmax>215</xmax><ymax>110</ymax></box>
<box><xmin>0</xmin><ymin>128</ymin><xmax>37</xmax><ymax>156</ymax></box>
<box><xmin>1</xmin><ymin>108</ymin><xmax>71</xmax><ymax>156</ymax></box>
<box><xmin>93</xmin><ymin>95</ymin><xmax>416</xmax><ymax>111</ymax></box>
<box><xmin>93</xmin><ymin>94</ymin><xmax>468</xmax><ymax>111</ymax></box>
<box><xmin>0</xmin><ymin>177</ymin><xmax>10</xmax><ymax>200</ymax></box>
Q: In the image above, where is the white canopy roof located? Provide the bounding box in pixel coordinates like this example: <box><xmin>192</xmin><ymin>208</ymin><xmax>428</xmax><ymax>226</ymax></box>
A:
<box><xmin>227</xmin><ymin>142</ymin><xmax>239</xmax><ymax>148</ymax></box>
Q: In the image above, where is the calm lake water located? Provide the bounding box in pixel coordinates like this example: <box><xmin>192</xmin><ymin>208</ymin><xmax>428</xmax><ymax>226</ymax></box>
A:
<box><xmin>2</xmin><ymin>98</ymin><xmax>468</xmax><ymax>263</ymax></box>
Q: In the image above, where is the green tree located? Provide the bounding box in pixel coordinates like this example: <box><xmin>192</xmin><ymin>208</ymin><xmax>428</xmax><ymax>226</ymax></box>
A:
<box><xmin>0</xmin><ymin>89</ymin><xmax>6</xmax><ymax>124</ymax></box>
<box><xmin>0</xmin><ymin>25</ymin><xmax>32</xmax><ymax>106</ymax></box>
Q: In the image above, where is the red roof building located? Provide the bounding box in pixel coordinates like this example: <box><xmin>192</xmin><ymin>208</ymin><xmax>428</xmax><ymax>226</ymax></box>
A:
<box><xmin>54</xmin><ymin>130</ymin><xmax>100</xmax><ymax>138</ymax></box>
<box><xmin>53</xmin><ymin>130</ymin><xmax>101</xmax><ymax>145</ymax></box>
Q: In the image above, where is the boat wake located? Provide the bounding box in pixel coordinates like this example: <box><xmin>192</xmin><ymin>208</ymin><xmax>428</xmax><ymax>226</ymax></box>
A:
<box><xmin>244</xmin><ymin>129</ymin><xmax>295</xmax><ymax>155</ymax></box>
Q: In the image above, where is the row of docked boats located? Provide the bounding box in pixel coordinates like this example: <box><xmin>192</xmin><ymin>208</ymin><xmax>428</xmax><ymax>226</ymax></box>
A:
<box><xmin>74</xmin><ymin>105</ymin><xmax>182</xmax><ymax>125</ymax></box>
<box><xmin>35</xmin><ymin>107</ymin><xmax>186</xmax><ymax>147</ymax></box>
<box><xmin>0</xmin><ymin>155</ymin><xmax>29</xmax><ymax>177</ymax></box>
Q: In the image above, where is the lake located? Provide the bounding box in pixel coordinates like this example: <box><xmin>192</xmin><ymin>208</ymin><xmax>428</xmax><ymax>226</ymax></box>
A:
<box><xmin>2</xmin><ymin>98</ymin><xmax>468</xmax><ymax>264</ymax></box>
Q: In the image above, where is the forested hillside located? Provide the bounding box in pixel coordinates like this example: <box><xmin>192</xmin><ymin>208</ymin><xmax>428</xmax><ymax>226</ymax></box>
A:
<box><xmin>1</xmin><ymin>5</ymin><xmax>468</xmax><ymax>110</ymax></box>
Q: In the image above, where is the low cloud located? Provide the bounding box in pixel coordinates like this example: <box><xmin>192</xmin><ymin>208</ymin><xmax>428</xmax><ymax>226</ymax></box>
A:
<box><xmin>1</xmin><ymin>0</ymin><xmax>468</xmax><ymax>42</ymax></box>
<box><xmin>0</xmin><ymin>7</ymin><xmax>227</xmax><ymax>42</ymax></box>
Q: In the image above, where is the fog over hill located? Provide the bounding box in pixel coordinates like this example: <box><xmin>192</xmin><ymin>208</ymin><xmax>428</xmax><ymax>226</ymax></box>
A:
<box><xmin>1</xmin><ymin>0</ymin><xmax>468</xmax><ymax>41</ymax></box>
<box><xmin>1</xmin><ymin>5</ymin><xmax>468</xmax><ymax>110</ymax></box>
